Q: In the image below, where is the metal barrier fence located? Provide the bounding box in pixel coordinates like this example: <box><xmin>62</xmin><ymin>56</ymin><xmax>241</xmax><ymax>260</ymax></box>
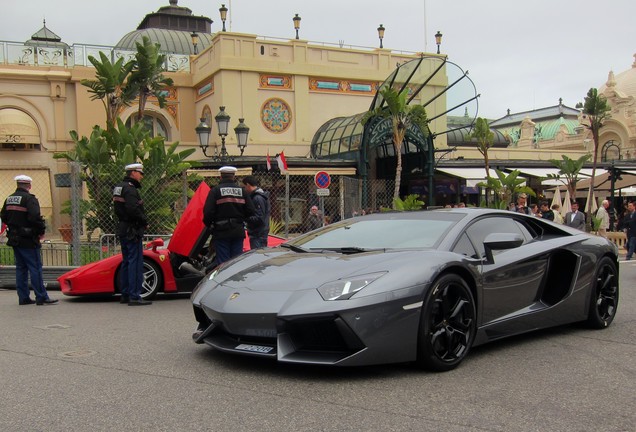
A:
<box><xmin>2</xmin><ymin>163</ymin><xmax>395</xmax><ymax>267</ymax></box>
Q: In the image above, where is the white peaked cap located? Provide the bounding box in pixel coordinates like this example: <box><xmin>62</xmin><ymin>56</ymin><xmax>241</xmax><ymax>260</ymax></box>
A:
<box><xmin>125</xmin><ymin>163</ymin><xmax>144</xmax><ymax>172</ymax></box>
<box><xmin>14</xmin><ymin>175</ymin><xmax>33</xmax><ymax>183</ymax></box>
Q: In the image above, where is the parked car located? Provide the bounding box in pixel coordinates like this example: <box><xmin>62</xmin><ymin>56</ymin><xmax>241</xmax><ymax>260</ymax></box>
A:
<box><xmin>191</xmin><ymin>208</ymin><xmax>619</xmax><ymax>371</ymax></box>
<box><xmin>58</xmin><ymin>183</ymin><xmax>285</xmax><ymax>299</ymax></box>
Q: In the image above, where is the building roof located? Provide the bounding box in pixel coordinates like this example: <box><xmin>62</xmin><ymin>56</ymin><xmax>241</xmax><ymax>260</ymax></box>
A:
<box><xmin>600</xmin><ymin>54</ymin><xmax>636</xmax><ymax>99</ymax></box>
<box><xmin>116</xmin><ymin>1</ymin><xmax>214</xmax><ymax>55</ymax></box>
<box><xmin>489</xmin><ymin>99</ymin><xmax>580</xmax><ymax>127</ymax></box>
<box><xmin>116</xmin><ymin>28</ymin><xmax>214</xmax><ymax>55</ymax></box>
<box><xmin>25</xmin><ymin>20</ymin><xmax>69</xmax><ymax>49</ymax></box>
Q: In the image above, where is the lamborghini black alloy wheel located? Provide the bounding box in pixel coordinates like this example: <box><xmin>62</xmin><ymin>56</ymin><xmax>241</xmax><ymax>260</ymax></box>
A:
<box><xmin>587</xmin><ymin>257</ymin><xmax>619</xmax><ymax>329</ymax></box>
<box><xmin>418</xmin><ymin>274</ymin><xmax>476</xmax><ymax>371</ymax></box>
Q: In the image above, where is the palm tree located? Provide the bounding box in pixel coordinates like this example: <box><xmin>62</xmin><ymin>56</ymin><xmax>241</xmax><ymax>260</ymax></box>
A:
<box><xmin>80</xmin><ymin>52</ymin><xmax>136</xmax><ymax>129</ymax></box>
<box><xmin>581</xmin><ymin>88</ymin><xmax>611</xmax><ymax>226</ymax></box>
<box><xmin>129</xmin><ymin>36</ymin><xmax>174</xmax><ymax>122</ymax></box>
<box><xmin>465</xmin><ymin>117</ymin><xmax>494</xmax><ymax>178</ymax></box>
<box><xmin>362</xmin><ymin>87</ymin><xmax>428</xmax><ymax>207</ymax></box>
<box><xmin>546</xmin><ymin>154</ymin><xmax>592</xmax><ymax>199</ymax></box>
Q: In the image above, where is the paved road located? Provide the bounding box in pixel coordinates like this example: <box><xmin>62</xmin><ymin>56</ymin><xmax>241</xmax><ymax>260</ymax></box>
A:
<box><xmin>1</xmin><ymin>262</ymin><xmax>634</xmax><ymax>432</ymax></box>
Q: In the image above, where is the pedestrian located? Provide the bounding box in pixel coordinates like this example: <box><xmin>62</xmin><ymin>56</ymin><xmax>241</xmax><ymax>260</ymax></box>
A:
<box><xmin>203</xmin><ymin>166</ymin><xmax>256</xmax><ymax>265</ymax></box>
<box><xmin>512</xmin><ymin>193</ymin><xmax>532</xmax><ymax>215</ymax></box>
<box><xmin>306</xmin><ymin>205</ymin><xmax>323</xmax><ymax>231</ymax></box>
<box><xmin>596</xmin><ymin>199</ymin><xmax>610</xmax><ymax>238</ymax></box>
<box><xmin>241</xmin><ymin>175</ymin><xmax>270</xmax><ymax>249</ymax></box>
<box><xmin>113</xmin><ymin>163</ymin><xmax>151</xmax><ymax>306</ymax></box>
<box><xmin>530</xmin><ymin>203</ymin><xmax>541</xmax><ymax>217</ymax></box>
<box><xmin>540</xmin><ymin>201</ymin><xmax>554</xmax><ymax>221</ymax></box>
<box><xmin>1</xmin><ymin>175</ymin><xmax>58</xmax><ymax>305</ymax></box>
<box><xmin>551</xmin><ymin>204</ymin><xmax>564</xmax><ymax>224</ymax></box>
<box><xmin>565</xmin><ymin>201</ymin><xmax>586</xmax><ymax>230</ymax></box>
<box><xmin>623</xmin><ymin>201</ymin><xmax>636</xmax><ymax>260</ymax></box>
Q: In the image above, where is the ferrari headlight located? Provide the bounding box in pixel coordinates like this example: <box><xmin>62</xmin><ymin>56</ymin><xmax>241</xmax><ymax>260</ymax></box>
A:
<box><xmin>317</xmin><ymin>272</ymin><xmax>387</xmax><ymax>301</ymax></box>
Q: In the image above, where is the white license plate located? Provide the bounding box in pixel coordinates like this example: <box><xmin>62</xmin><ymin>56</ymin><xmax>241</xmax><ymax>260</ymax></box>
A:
<box><xmin>235</xmin><ymin>344</ymin><xmax>274</xmax><ymax>353</ymax></box>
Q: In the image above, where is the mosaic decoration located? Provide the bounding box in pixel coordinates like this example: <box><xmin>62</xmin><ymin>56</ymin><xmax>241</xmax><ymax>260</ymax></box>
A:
<box><xmin>261</xmin><ymin>98</ymin><xmax>291</xmax><ymax>133</ymax></box>
<box><xmin>196</xmin><ymin>80</ymin><xmax>214</xmax><ymax>99</ymax></box>
<box><xmin>309</xmin><ymin>78</ymin><xmax>379</xmax><ymax>94</ymax></box>
<box><xmin>260</xmin><ymin>74</ymin><xmax>292</xmax><ymax>89</ymax></box>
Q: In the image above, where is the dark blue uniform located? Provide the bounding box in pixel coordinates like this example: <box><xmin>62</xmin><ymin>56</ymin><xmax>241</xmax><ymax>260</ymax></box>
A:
<box><xmin>113</xmin><ymin>176</ymin><xmax>147</xmax><ymax>301</ymax></box>
<box><xmin>1</xmin><ymin>186</ymin><xmax>55</xmax><ymax>304</ymax></box>
<box><xmin>203</xmin><ymin>178</ymin><xmax>256</xmax><ymax>264</ymax></box>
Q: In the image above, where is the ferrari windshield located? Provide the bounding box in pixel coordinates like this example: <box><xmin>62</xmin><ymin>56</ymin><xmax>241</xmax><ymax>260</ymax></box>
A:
<box><xmin>290</xmin><ymin>212</ymin><xmax>464</xmax><ymax>250</ymax></box>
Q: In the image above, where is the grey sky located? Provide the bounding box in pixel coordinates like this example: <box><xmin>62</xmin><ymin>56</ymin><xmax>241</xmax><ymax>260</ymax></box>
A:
<box><xmin>1</xmin><ymin>0</ymin><xmax>634</xmax><ymax>119</ymax></box>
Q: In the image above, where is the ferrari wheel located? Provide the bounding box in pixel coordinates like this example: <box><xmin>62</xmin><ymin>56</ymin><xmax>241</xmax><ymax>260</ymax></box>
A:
<box><xmin>141</xmin><ymin>259</ymin><xmax>163</xmax><ymax>300</ymax></box>
<box><xmin>417</xmin><ymin>274</ymin><xmax>476</xmax><ymax>372</ymax></box>
<box><xmin>586</xmin><ymin>257</ymin><xmax>619</xmax><ymax>329</ymax></box>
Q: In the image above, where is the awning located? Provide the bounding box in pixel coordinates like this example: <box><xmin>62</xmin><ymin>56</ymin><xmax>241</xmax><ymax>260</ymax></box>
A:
<box><xmin>503</xmin><ymin>168</ymin><xmax>595</xmax><ymax>187</ymax></box>
<box><xmin>436</xmin><ymin>167</ymin><xmax>525</xmax><ymax>187</ymax></box>
<box><xmin>574</xmin><ymin>169</ymin><xmax>636</xmax><ymax>192</ymax></box>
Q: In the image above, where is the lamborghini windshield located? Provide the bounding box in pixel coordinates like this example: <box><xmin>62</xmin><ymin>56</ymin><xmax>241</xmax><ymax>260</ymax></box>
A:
<box><xmin>289</xmin><ymin>212</ymin><xmax>464</xmax><ymax>250</ymax></box>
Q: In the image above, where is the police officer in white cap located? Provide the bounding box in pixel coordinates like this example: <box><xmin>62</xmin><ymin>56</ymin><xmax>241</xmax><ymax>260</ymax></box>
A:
<box><xmin>203</xmin><ymin>166</ymin><xmax>257</xmax><ymax>264</ymax></box>
<box><xmin>1</xmin><ymin>175</ymin><xmax>58</xmax><ymax>305</ymax></box>
<box><xmin>113</xmin><ymin>163</ymin><xmax>151</xmax><ymax>305</ymax></box>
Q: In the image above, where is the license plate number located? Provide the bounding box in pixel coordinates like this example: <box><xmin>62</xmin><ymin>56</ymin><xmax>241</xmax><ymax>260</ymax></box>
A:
<box><xmin>235</xmin><ymin>344</ymin><xmax>273</xmax><ymax>353</ymax></box>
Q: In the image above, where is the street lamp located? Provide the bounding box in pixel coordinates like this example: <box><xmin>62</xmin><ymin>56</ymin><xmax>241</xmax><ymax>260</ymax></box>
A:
<box><xmin>435</xmin><ymin>30</ymin><xmax>443</xmax><ymax>54</ymax></box>
<box><xmin>293</xmin><ymin>14</ymin><xmax>301</xmax><ymax>39</ymax></box>
<box><xmin>195</xmin><ymin>117</ymin><xmax>211</xmax><ymax>156</ymax></box>
<box><xmin>196</xmin><ymin>108</ymin><xmax>249</xmax><ymax>161</ymax></box>
<box><xmin>219</xmin><ymin>4</ymin><xmax>228</xmax><ymax>31</ymax></box>
<box><xmin>215</xmin><ymin>106</ymin><xmax>231</xmax><ymax>160</ymax></box>
<box><xmin>377</xmin><ymin>24</ymin><xmax>385</xmax><ymax>48</ymax></box>
<box><xmin>191</xmin><ymin>31</ymin><xmax>199</xmax><ymax>55</ymax></box>
<box><xmin>234</xmin><ymin>118</ymin><xmax>250</xmax><ymax>156</ymax></box>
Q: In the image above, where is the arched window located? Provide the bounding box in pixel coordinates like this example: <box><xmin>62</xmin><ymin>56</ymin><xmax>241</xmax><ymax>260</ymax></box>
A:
<box><xmin>601</xmin><ymin>140</ymin><xmax>621</xmax><ymax>162</ymax></box>
<box><xmin>0</xmin><ymin>108</ymin><xmax>41</xmax><ymax>150</ymax></box>
<box><xmin>126</xmin><ymin>114</ymin><xmax>169</xmax><ymax>139</ymax></box>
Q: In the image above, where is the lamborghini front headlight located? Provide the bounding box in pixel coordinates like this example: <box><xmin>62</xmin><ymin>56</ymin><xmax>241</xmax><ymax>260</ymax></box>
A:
<box><xmin>316</xmin><ymin>272</ymin><xmax>387</xmax><ymax>300</ymax></box>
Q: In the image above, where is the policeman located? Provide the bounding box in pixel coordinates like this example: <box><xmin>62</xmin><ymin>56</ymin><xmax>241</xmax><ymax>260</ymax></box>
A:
<box><xmin>1</xmin><ymin>175</ymin><xmax>58</xmax><ymax>305</ymax></box>
<box><xmin>113</xmin><ymin>163</ymin><xmax>151</xmax><ymax>306</ymax></box>
<box><xmin>203</xmin><ymin>166</ymin><xmax>256</xmax><ymax>265</ymax></box>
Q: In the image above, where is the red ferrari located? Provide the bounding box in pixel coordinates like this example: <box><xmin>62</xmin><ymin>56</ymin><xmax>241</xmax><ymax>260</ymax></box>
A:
<box><xmin>58</xmin><ymin>183</ymin><xmax>285</xmax><ymax>299</ymax></box>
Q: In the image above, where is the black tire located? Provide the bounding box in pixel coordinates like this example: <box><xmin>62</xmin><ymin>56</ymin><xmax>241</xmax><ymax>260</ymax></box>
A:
<box><xmin>114</xmin><ymin>259</ymin><xmax>163</xmax><ymax>300</ymax></box>
<box><xmin>417</xmin><ymin>274</ymin><xmax>476</xmax><ymax>372</ymax></box>
<box><xmin>586</xmin><ymin>257</ymin><xmax>619</xmax><ymax>329</ymax></box>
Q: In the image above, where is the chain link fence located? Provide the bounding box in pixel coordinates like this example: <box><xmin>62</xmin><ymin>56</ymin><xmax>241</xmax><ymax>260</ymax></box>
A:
<box><xmin>2</xmin><ymin>162</ymin><xmax>394</xmax><ymax>267</ymax></box>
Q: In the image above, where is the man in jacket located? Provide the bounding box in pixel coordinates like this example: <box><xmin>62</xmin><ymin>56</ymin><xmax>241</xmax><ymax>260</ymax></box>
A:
<box><xmin>113</xmin><ymin>163</ymin><xmax>151</xmax><ymax>306</ymax></box>
<box><xmin>203</xmin><ymin>166</ymin><xmax>256</xmax><ymax>265</ymax></box>
<box><xmin>1</xmin><ymin>175</ymin><xmax>58</xmax><ymax>305</ymax></box>
<box><xmin>596</xmin><ymin>199</ymin><xmax>610</xmax><ymax>238</ymax></box>
<box><xmin>242</xmin><ymin>176</ymin><xmax>270</xmax><ymax>249</ymax></box>
<box><xmin>565</xmin><ymin>201</ymin><xmax>586</xmax><ymax>230</ymax></box>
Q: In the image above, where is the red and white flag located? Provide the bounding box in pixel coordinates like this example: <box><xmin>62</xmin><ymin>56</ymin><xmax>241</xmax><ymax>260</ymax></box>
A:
<box><xmin>276</xmin><ymin>151</ymin><xmax>288</xmax><ymax>172</ymax></box>
<box><xmin>266</xmin><ymin>150</ymin><xmax>271</xmax><ymax>171</ymax></box>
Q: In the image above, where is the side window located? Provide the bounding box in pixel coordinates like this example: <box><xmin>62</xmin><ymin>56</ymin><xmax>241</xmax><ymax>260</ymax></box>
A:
<box><xmin>465</xmin><ymin>217</ymin><xmax>527</xmax><ymax>259</ymax></box>
<box><xmin>452</xmin><ymin>233</ymin><xmax>478</xmax><ymax>259</ymax></box>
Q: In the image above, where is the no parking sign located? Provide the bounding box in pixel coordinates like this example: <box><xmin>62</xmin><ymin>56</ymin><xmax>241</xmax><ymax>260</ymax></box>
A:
<box><xmin>314</xmin><ymin>171</ymin><xmax>331</xmax><ymax>189</ymax></box>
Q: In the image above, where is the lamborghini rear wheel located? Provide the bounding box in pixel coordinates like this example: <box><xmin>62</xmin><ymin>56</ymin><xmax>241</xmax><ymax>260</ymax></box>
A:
<box><xmin>586</xmin><ymin>257</ymin><xmax>619</xmax><ymax>329</ymax></box>
<box><xmin>417</xmin><ymin>274</ymin><xmax>476</xmax><ymax>372</ymax></box>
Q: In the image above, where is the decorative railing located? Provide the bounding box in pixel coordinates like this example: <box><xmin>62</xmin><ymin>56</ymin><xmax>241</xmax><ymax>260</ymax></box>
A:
<box><xmin>0</xmin><ymin>40</ymin><xmax>190</xmax><ymax>72</ymax></box>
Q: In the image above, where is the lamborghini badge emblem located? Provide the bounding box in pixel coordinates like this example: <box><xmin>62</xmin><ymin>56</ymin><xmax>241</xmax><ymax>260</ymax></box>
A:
<box><xmin>230</xmin><ymin>293</ymin><xmax>240</xmax><ymax>301</ymax></box>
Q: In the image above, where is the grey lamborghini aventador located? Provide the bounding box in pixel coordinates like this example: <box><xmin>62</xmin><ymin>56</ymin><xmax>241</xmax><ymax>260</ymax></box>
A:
<box><xmin>191</xmin><ymin>208</ymin><xmax>619</xmax><ymax>371</ymax></box>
